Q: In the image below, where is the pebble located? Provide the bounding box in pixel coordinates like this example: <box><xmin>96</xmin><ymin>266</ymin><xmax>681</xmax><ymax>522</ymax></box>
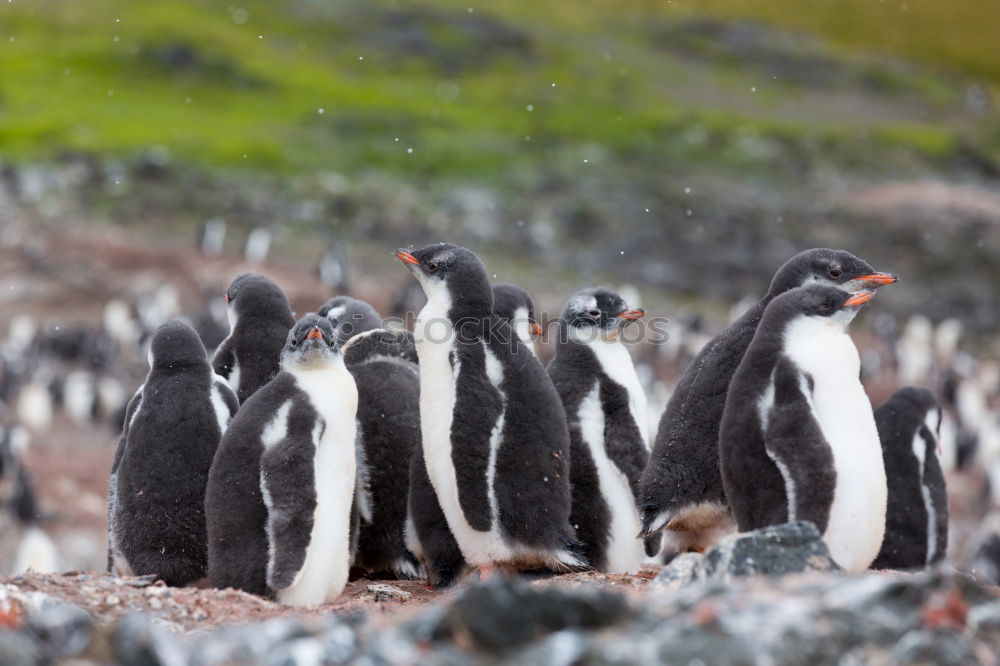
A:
<box><xmin>23</xmin><ymin>600</ymin><xmax>93</xmax><ymax>659</ymax></box>
<box><xmin>367</xmin><ymin>584</ymin><xmax>412</xmax><ymax>602</ymax></box>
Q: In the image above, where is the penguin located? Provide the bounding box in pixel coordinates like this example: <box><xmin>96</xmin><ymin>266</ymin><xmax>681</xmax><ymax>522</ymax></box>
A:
<box><xmin>339</xmin><ymin>326</ymin><xmax>424</xmax><ymax>580</ymax></box>
<box><xmin>206</xmin><ymin>315</ymin><xmax>359</xmax><ymax>606</ymax></box>
<box><xmin>638</xmin><ymin>249</ymin><xmax>897</xmax><ymax>553</ymax></box>
<box><xmin>0</xmin><ymin>423</ymin><xmax>59</xmax><ymax>575</ymax></box>
<box><xmin>719</xmin><ymin>285</ymin><xmax>886</xmax><ymax>573</ymax></box>
<box><xmin>212</xmin><ymin>273</ymin><xmax>296</xmax><ymax>404</ymax></box>
<box><xmin>492</xmin><ymin>283</ymin><xmax>543</xmax><ymax>351</ymax></box>
<box><xmin>871</xmin><ymin>386</ymin><xmax>948</xmax><ymax>570</ymax></box>
<box><xmin>396</xmin><ymin>244</ymin><xmax>583</xmax><ymax>576</ymax></box>
<box><xmin>318</xmin><ymin>242</ymin><xmax>350</xmax><ymax>294</ymax></box>
<box><xmin>406</xmin><ymin>283</ymin><xmax>542</xmax><ymax>583</ymax></box>
<box><xmin>317</xmin><ymin>296</ymin><xmax>382</xmax><ymax>347</ymax></box>
<box><xmin>198</xmin><ymin>218</ymin><xmax>227</xmax><ymax>256</ymax></box>
<box><xmin>108</xmin><ymin>320</ymin><xmax>238</xmax><ymax>586</ymax></box>
<box><xmin>244</xmin><ymin>226</ymin><xmax>272</xmax><ymax>264</ymax></box>
<box><xmin>547</xmin><ymin>288</ymin><xmax>650</xmax><ymax>573</ymax></box>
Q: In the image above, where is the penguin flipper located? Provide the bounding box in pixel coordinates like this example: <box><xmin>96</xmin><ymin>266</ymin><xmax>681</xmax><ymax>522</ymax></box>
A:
<box><xmin>450</xmin><ymin>343</ymin><xmax>504</xmax><ymax>532</ymax></box>
<box><xmin>212</xmin><ymin>339</ymin><xmax>236</xmax><ymax>383</ymax></box>
<box><xmin>108</xmin><ymin>387</ymin><xmax>143</xmax><ymax>573</ymax></box>
<box><xmin>764</xmin><ymin>358</ymin><xmax>835</xmax><ymax>532</ymax></box>
<box><xmin>259</xmin><ymin>423</ymin><xmax>320</xmax><ymax>592</ymax></box>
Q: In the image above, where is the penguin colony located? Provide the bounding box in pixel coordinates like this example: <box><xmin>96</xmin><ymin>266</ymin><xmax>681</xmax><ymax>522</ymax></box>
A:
<box><xmin>99</xmin><ymin>242</ymin><xmax>982</xmax><ymax>606</ymax></box>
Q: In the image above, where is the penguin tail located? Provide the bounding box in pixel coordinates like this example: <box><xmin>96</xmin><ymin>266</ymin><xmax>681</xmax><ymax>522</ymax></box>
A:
<box><xmin>549</xmin><ymin>537</ymin><xmax>590</xmax><ymax>572</ymax></box>
<box><xmin>392</xmin><ymin>552</ymin><xmax>426</xmax><ymax>581</ymax></box>
<box><xmin>637</xmin><ymin>504</ymin><xmax>671</xmax><ymax>538</ymax></box>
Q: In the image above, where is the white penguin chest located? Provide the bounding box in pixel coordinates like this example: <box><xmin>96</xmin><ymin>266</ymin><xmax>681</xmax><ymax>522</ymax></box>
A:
<box><xmin>578</xmin><ymin>336</ymin><xmax>649</xmax><ymax>448</ymax></box>
<box><xmin>280</xmin><ymin>364</ymin><xmax>358</xmax><ymax>605</ymax></box>
<box><xmin>577</xmin><ymin>380</ymin><xmax>644</xmax><ymax>573</ymax></box>
<box><xmin>784</xmin><ymin>320</ymin><xmax>886</xmax><ymax>573</ymax></box>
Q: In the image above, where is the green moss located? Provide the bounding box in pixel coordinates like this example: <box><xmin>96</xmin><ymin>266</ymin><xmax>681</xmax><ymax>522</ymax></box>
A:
<box><xmin>0</xmin><ymin>0</ymin><xmax>993</xmax><ymax>178</ymax></box>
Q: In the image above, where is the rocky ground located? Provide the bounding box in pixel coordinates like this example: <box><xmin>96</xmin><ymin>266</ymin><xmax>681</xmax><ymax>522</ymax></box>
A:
<box><xmin>0</xmin><ymin>524</ymin><xmax>997</xmax><ymax>665</ymax></box>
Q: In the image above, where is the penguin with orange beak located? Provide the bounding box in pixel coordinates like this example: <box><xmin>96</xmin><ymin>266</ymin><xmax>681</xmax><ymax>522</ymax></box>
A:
<box><xmin>492</xmin><ymin>283</ymin><xmax>544</xmax><ymax>354</ymax></box>
<box><xmin>719</xmin><ymin>285</ymin><xmax>887</xmax><ymax>573</ymax></box>
<box><xmin>206</xmin><ymin>314</ymin><xmax>359</xmax><ymax>605</ymax></box>
<box><xmin>396</xmin><ymin>243</ymin><xmax>585</xmax><ymax>578</ymax></box>
<box><xmin>639</xmin><ymin>248</ymin><xmax>897</xmax><ymax>555</ymax></box>
<box><xmin>547</xmin><ymin>288</ymin><xmax>652</xmax><ymax>572</ymax></box>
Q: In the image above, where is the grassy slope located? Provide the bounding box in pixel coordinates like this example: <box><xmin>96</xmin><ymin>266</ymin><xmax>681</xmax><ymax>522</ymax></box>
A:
<box><xmin>0</xmin><ymin>0</ymin><xmax>996</xmax><ymax>178</ymax></box>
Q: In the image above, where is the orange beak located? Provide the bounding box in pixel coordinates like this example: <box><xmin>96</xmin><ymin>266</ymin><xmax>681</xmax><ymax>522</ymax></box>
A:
<box><xmin>618</xmin><ymin>309</ymin><xmax>646</xmax><ymax>321</ymax></box>
<box><xmin>855</xmin><ymin>272</ymin><xmax>898</xmax><ymax>286</ymax></box>
<box><xmin>843</xmin><ymin>290</ymin><xmax>876</xmax><ymax>307</ymax></box>
<box><xmin>395</xmin><ymin>250</ymin><xmax>420</xmax><ymax>265</ymax></box>
<box><xmin>531</xmin><ymin>322</ymin><xmax>543</xmax><ymax>336</ymax></box>
<box><xmin>306</xmin><ymin>326</ymin><xmax>324</xmax><ymax>341</ymax></box>
<box><xmin>223</xmin><ymin>292</ymin><xmax>230</xmax><ymax>303</ymax></box>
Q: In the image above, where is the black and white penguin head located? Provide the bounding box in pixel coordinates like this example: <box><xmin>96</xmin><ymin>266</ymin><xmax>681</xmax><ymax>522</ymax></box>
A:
<box><xmin>223</xmin><ymin>273</ymin><xmax>293</xmax><ymax>324</ymax></box>
<box><xmin>885</xmin><ymin>386</ymin><xmax>942</xmax><ymax>440</ymax></box>
<box><xmin>148</xmin><ymin>320</ymin><xmax>209</xmax><ymax>371</ymax></box>
<box><xmin>493</xmin><ymin>283</ymin><xmax>543</xmax><ymax>344</ymax></box>
<box><xmin>768</xmin><ymin>284</ymin><xmax>876</xmax><ymax>331</ymax></box>
<box><xmin>341</xmin><ymin>328</ymin><xmax>419</xmax><ymax>368</ymax></box>
<box><xmin>561</xmin><ymin>287</ymin><xmax>645</xmax><ymax>342</ymax></box>
<box><xmin>281</xmin><ymin>315</ymin><xmax>341</xmax><ymax>370</ymax></box>
<box><xmin>317</xmin><ymin>296</ymin><xmax>382</xmax><ymax>347</ymax></box>
<box><xmin>769</xmin><ymin>248</ymin><xmax>898</xmax><ymax>297</ymax></box>
<box><xmin>395</xmin><ymin>243</ymin><xmax>493</xmax><ymax>319</ymax></box>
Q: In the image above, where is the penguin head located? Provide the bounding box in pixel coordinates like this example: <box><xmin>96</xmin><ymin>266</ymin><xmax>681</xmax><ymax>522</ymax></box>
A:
<box><xmin>561</xmin><ymin>287</ymin><xmax>645</xmax><ymax>341</ymax></box>
<box><xmin>771</xmin><ymin>284</ymin><xmax>876</xmax><ymax>330</ymax></box>
<box><xmin>281</xmin><ymin>314</ymin><xmax>340</xmax><ymax>369</ymax></box>
<box><xmin>342</xmin><ymin>328</ymin><xmax>419</xmax><ymax>368</ymax></box>
<box><xmin>493</xmin><ymin>283</ymin><xmax>543</xmax><ymax>342</ymax></box>
<box><xmin>886</xmin><ymin>386</ymin><xmax>942</xmax><ymax>437</ymax></box>
<box><xmin>395</xmin><ymin>243</ymin><xmax>493</xmax><ymax>319</ymax></box>
<box><xmin>148</xmin><ymin>320</ymin><xmax>208</xmax><ymax>371</ymax></box>
<box><xmin>317</xmin><ymin>296</ymin><xmax>382</xmax><ymax>347</ymax></box>
<box><xmin>223</xmin><ymin>273</ymin><xmax>293</xmax><ymax>321</ymax></box>
<box><xmin>769</xmin><ymin>248</ymin><xmax>898</xmax><ymax>296</ymax></box>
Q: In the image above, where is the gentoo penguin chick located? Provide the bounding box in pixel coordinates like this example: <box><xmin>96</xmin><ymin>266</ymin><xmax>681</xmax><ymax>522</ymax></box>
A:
<box><xmin>206</xmin><ymin>315</ymin><xmax>358</xmax><ymax>605</ymax></box>
<box><xmin>405</xmin><ymin>282</ymin><xmax>544</xmax><ymax>585</ymax></box>
<box><xmin>639</xmin><ymin>249</ymin><xmax>897</xmax><ymax>553</ymax></box>
<box><xmin>340</xmin><ymin>326</ymin><xmax>424</xmax><ymax>580</ymax></box>
<box><xmin>396</xmin><ymin>244</ymin><xmax>584</xmax><ymax>577</ymax></box>
<box><xmin>872</xmin><ymin>386</ymin><xmax>948</xmax><ymax>570</ymax></box>
<box><xmin>213</xmin><ymin>274</ymin><xmax>296</xmax><ymax>404</ymax></box>
<box><xmin>547</xmin><ymin>288</ymin><xmax>650</xmax><ymax>573</ymax></box>
<box><xmin>492</xmin><ymin>283</ymin><xmax>543</xmax><ymax>352</ymax></box>
<box><xmin>108</xmin><ymin>321</ymin><xmax>238</xmax><ymax>585</ymax></box>
<box><xmin>318</xmin><ymin>296</ymin><xmax>382</xmax><ymax>347</ymax></box>
<box><xmin>719</xmin><ymin>285</ymin><xmax>887</xmax><ymax>573</ymax></box>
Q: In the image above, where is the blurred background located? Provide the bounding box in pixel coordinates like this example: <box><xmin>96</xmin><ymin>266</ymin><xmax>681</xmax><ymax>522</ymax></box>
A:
<box><xmin>0</xmin><ymin>1</ymin><xmax>997</xmax><ymax>579</ymax></box>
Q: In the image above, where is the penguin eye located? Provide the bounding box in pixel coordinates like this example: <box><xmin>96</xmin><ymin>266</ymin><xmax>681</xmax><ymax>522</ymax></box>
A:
<box><xmin>426</xmin><ymin>261</ymin><xmax>439</xmax><ymax>273</ymax></box>
<box><xmin>829</xmin><ymin>268</ymin><xmax>842</xmax><ymax>279</ymax></box>
<box><xmin>588</xmin><ymin>309</ymin><xmax>601</xmax><ymax>318</ymax></box>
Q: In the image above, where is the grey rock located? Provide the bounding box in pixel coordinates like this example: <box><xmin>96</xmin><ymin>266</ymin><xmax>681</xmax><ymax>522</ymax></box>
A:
<box><xmin>188</xmin><ymin>617</ymin><xmax>312</xmax><ymax>666</ymax></box>
<box><xmin>22</xmin><ymin>600</ymin><xmax>93</xmax><ymax>659</ymax></box>
<box><xmin>0</xmin><ymin>629</ymin><xmax>37</xmax><ymax>666</ymax></box>
<box><xmin>367</xmin><ymin>583</ymin><xmax>412</xmax><ymax>603</ymax></box>
<box><xmin>654</xmin><ymin>521</ymin><xmax>841</xmax><ymax>589</ymax></box>
<box><xmin>888</xmin><ymin>630</ymin><xmax>979</xmax><ymax>666</ymax></box>
<box><xmin>967</xmin><ymin>601</ymin><xmax>1000</xmax><ymax>645</ymax></box>
<box><xmin>114</xmin><ymin>613</ymin><xmax>188</xmax><ymax>666</ymax></box>
<box><xmin>439</xmin><ymin>576</ymin><xmax>634</xmax><ymax>653</ymax></box>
